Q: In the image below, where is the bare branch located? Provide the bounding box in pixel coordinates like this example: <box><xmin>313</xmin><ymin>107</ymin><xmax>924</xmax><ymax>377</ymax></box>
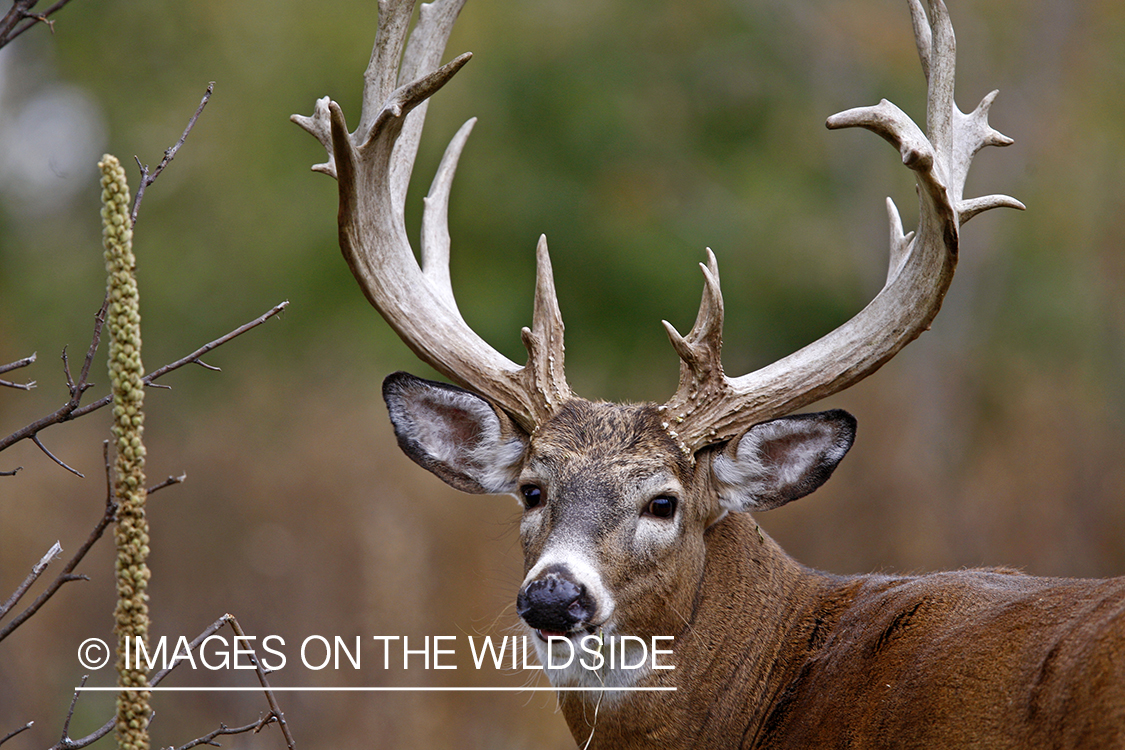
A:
<box><xmin>0</xmin><ymin>377</ymin><xmax>37</xmax><ymax>391</ymax></box>
<box><xmin>147</xmin><ymin>614</ymin><xmax>232</xmax><ymax>688</ymax></box>
<box><xmin>0</xmin><ymin>486</ymin><xmax>115</xmax><ymax>642</ymax></box>
<box><xmin>147</xmin><ymin>473</ymin><xmax>186</xmax><ymax>495</ymax></box>
<box><xmin>52</xmin><ymin>708</ymin><xmax>111</xmax><ymax>748</ymax></box>
<box><xmin>0</xmin><ymin>301</ymin><xmax>288</xmax><ymax>470</ymax></box>
<box><xmin>0</xmin><ymin>295</ymin><xmax>108</xmax><ymax>473</ymax></box>
<box><xmin>32</xmin><ymin>434</ymin><xmax>84</xmax><ymax>477</ymax></box>
<box><xmin>52</xmin><ymin>616</ymin><xmax>229</xmax><ymax>750</ymax></box>
<box><xmin>54</xmin><ymin>615</ymin><xmax>291</xmax><ymax>750</ymax></box>
<box><xmin>0</xmin><ymin>352</ymin><xmax>36</xmax><ymax>389</ymax></box>
<box><xmin>61</xmin><ymin>346</ymin><xmax>76</xmax><ymax>393</ymax></box>
<box><xmin>0</xmin><ymin>1</ymin><xmax>40</xmax><ymax>45</ymax></box>
<box><xmin>57</xmin><ymin>676</ymin><xmax>87</xmax><ymax>746</ymax></box>
<box><xmin>132</xmin><ymin>83</ymin><xmax>215</xmax><ymax>227</ymax></box>
<box><xmin>103</xmin><ymin>439</ymin><xmax>111</xmax><ymax>501</ymax></box>
<box><xmin>0</xmin><ymin>353</ymin><xmax>37</xmax><ymax>376</ymax></box>
<box><xmin>72</xmin><ymin>293</ymin><xmax>110</xmax><ymax>400</ymax></box>
<box><xmin>0</xmin><ymin>721</ymin><xmax>34</xmax><ymax>747</ymax></box>
<box><xmin>0</xmin><ymin>541</ymin><xmax>61</xmax><ymax>622</ymax></box>
<box><xmin>172</xmin><ymin>716</ymin><xmax>279</xmax><ymax>750</ymax></box>
<box><xmin>0</xmin><ymin>0</ymin><xmax>77</xmax><ymax>49</ymax></box>
<box><xmin>127</xmin><ymin>300</ymin><xmax>289</xmax><ymax>388</ymax></box>
<box><xmin>227</xmin><ymin>615</ymin><xmax>296</xmax><ymax>750</ymax></box>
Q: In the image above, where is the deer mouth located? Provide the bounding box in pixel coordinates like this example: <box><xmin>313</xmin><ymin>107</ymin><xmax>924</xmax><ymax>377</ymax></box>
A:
<box><xmin>533</xmin><ymin>624</ymin><xmax>599</xmax><ymax>643</ymax></box>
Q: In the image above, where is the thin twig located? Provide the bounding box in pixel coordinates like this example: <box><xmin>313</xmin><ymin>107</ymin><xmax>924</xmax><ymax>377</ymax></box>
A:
<box><xmin>0</xmin><ymin>0</ymin><xmax>38</xmax><ymax>46</ymax></box>
<box><xmin>0</xmin><ymin>352</ymin><xmax>36</xmax><ymax>389</ymax></box>
<box><xmin>0</xmin><ymin>295</ymin><xmax>108</xmax><ymax>472</ymax></box>
<box><xmin>227</xmin><ymin>615</ymin><xmax>296</xmax><ymax>750</ymax></box>
<box><xmin>51</xmin><ymin>712</ymin><xmax>110</xmax><ymax>749</ymax></box>
<box><xmin>172</xmin><ymin>715</ymin><xmax>279</xmax><ymax>750</ymax></box>
<box><xmin>0</xmin><ymin>378</ymin><xmax>36</xmax><ymax>389</ymax></box>
<box><xmin>131</xmin><ymin>82</ymin><xmax>215</xmax><ymax>228</ymax></box>
<box><xmin>133</xmin><ymin>300</ymin><xmax>288</xmax><ymax>388</ymax></box>
<box><xmin>0</xmin><ymin>483</ymin><xmax>115</xmax><ymax>642</ymax></box>
<box><xmin>0</xmin><ymin>300</ymin><xmax>288</xmax><ymax>468</ymax></box>
<box><xmin>148</xmin><ymin>473</ymin><xmax>187</xmax><ymax>495</ymax></box>
<box><xmin>58</xmin><ymin>675</ymin><xmax>86</xmax><ymax>745</ymax></box>
<box><xmin>103</xmin><ymin>440</ymin><xmax>112</xmax><ymax>502</ymax></box>
<box><xmin>0</xmin><ymin>0</ymin><xmax>75</xmax><ymax>48</ymax></box>
<box><xmin>0</xmin><ymin>378</ymin><xmax>35</xmax><ymax>389</ymax></box>
<box><xmin>73</xmin><ymin>292</ymin><xmax>110</xmax><ymax>400</ymax></box>
<box><xmin>61</xmin><ymin>346</ymin><xmax>75</xmax><ymax>393</ymax></box>
<box><xmin>0</xmin><ymin>353</ymin><xmax>37</xmax><ymax>376</ymax></box>
<box><xmin>0</xmin><ymin>721</ymin><xmax>34</xmax><ymax>747</ymax></box>
<box><xmin>31</xmin><ymin>434</ymin><xmax>84</xmax><ymax>477</ymax></box>
<box><xmin>0</xmin><ymin>541</ymin><xmax>61</xmax><ymax>621</ymax></box>
<box><xmin>148</xmin><ymin>614</ymin><xmax>232</xmax><ymax>688</ymax></box>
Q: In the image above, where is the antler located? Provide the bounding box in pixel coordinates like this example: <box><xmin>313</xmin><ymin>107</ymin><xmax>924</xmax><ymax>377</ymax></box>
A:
<box><xmin>291</xmin><ymin>0</ymin><xmax>571</xmax><ymax>433</ymax></box>
<box><xmin>660</xmin><ymin>0</ymin><xmax>1024</xmax><ymax>453</ymax></box>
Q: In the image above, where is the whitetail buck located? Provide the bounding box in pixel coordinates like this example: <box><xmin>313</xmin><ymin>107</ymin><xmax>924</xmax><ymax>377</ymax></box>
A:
<box><xmin>294</xmin><ymin>0</ymin><xmax>1125</xmax><ymax>746</ymax></box>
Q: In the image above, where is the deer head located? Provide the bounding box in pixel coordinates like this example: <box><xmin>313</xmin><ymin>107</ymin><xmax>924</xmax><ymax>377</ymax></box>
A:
<box><xmin>294</xmin><ymin>0</ymin><xmax>1033</xmax><ymax>735</ymax></box>
<box><xmin>381</xmin><ymin>369</ymin><xmax>857</xmax><ymax>684</ymax></box>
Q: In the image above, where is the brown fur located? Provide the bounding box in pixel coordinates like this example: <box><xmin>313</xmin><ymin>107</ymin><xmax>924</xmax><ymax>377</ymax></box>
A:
<box><xmin>562</xmin><ymin>509</ymin><xmax>1125</xmax><ymax>749</ymax></box>
<box><xmin>384</xmin><ymin>383</ymin><xmax>1125</xmax><ymax>749</ymax></box>
<box><xmin>525</xmin><ymin>405</ymin><xmax>1125</xmax><ymax>749</ymax></box>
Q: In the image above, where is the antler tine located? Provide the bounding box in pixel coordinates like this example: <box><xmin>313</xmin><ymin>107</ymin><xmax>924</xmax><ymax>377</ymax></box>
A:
<box><xmin>421</xmin><ymin>117</ymin><xmax>475</xmax><ymax>315</ymax></box>
<box><xmin>293</xmin><ymin>0</ymin><xmax>570</xmax><ymax>433</ymax></box>
<box><xmin>520</xmin><ymin>236</ymin><xmax>573</xmax><ymax>424</ymax></box>
<box><xmin>664</xmin><ymin>0</ymin><xmax>1023</xmax><ymax>453</ymax></box>
<box><xmin>356</xmin><ymin>0</ymin><xmax>419</xmax><ymax>143</ymax></box>
<box><xmin>908</xmin><ymin>0</ymin><xmax>933</xmax><ymax>84</ymax></box>
<box><xmin>290</xmin><ymin>0</ymin><xmax>432</xmax><ymax>178</ymax></box>
<box><xmin>660</xmin><ymin>250</ymin><xmax>726</xmax><ymax>451</ymax></box>
<box><xmin>389</xmin><ymin>0</ymin><xmax>468</xmax><ymax>218</ymax></box>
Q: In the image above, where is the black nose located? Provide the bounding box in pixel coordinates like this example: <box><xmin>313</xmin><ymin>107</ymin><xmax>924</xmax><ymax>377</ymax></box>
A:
<box><xmin>517</xmin><ymin>576</ymin><xmax>593</xmax><ymax>633</ymax></box>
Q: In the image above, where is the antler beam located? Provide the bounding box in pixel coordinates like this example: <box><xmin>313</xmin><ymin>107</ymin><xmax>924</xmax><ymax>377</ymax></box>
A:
<box><xmin>292</xmin><ymin>0</ymin><xmax>571</xmax><ymax>432</ymax></box>
<box><xmin>661</xmin><ymin>0</ymin><xmax>1023</xmax><ymax>453</ymax></box>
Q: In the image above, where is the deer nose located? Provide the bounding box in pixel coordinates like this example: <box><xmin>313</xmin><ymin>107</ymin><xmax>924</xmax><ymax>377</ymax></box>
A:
<box><xmin>517</xmin><ymin>575</ymin><xmax>594</xmax><ymax>633</ymax></box>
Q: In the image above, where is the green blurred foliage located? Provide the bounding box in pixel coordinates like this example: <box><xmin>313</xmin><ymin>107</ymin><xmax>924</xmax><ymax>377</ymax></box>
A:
<box><xmin>0</xmin><ymin>0</ymin><xmax>937</xmax><ymax>401</ymax></box>
<box><xmin>0</xmin><ymin>0</ymin><xmax>1121</xmax><ymax>401</ymax></box>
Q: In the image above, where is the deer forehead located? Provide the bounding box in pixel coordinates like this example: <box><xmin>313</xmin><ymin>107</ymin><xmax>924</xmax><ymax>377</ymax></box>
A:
<box><xmin>523</xmin><ymin>399</ymin><xmax>693</xmax><ymax>488</ymax></box>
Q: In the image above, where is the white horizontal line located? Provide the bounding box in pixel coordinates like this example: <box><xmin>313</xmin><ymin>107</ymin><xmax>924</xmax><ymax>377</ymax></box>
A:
<box><xmin>75</xmin><ymin>686</ymin><xmax>676</xmax><ymax>692</ymax></box>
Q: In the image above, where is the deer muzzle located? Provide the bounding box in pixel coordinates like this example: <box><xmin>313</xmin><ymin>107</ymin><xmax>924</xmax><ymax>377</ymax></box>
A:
<box><xmin>517</xmin><ymin>569</ymin><xmax>596</xmax><ymax>638</ymax></box>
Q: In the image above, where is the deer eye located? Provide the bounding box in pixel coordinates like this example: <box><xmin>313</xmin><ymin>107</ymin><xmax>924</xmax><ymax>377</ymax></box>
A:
<box><xmin>645</xmin><ymin>495</ymin><xmax>677</xmax><ymax>519</ymax></box>
<box><xmin>520</xmin><ymin>484</ymin><xmax>543</xmax><ymax>509</ymax></box>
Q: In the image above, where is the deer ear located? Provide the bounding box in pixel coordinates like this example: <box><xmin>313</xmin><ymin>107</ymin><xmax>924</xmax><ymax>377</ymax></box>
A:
<box><xmin>382</xmin><ymin>372</ymin><xmax>528</xmax><ymax>495</ymax></box>
<box><xmin>712</xmin><ymin>410</ymin><xmax>856</xmax><ymax>513</ymax></box>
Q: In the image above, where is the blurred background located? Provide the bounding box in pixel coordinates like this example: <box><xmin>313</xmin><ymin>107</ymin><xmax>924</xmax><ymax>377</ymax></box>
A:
<box><xmin>1</xmin><ymin>0</ymin><xmax>1123</xmax><ymax>747</ymax></box>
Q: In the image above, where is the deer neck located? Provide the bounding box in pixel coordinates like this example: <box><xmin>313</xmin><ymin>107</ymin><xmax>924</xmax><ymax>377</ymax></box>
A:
<box><xmin>559</xmin><ymin>512</ymin><xmax>829</xmax><ymax>749</ymax></box>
